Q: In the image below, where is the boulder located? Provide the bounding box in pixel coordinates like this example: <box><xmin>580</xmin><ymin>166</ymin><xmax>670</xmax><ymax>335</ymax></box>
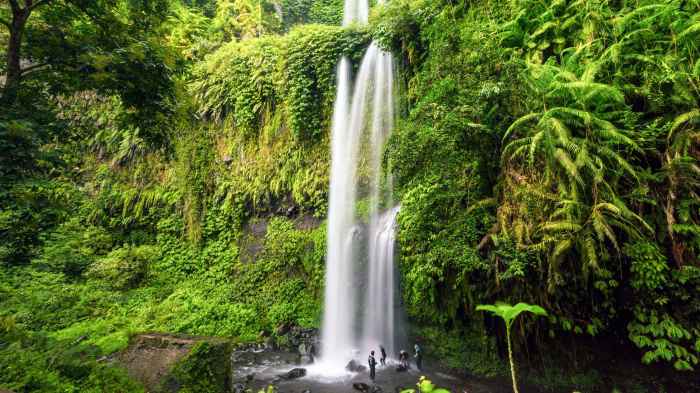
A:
<box><xmin>371</xmin><ymin>385</ymin><xmax>383</xmax><ymax>393</ymax></box>
<box><xmin>275</xmin><ymin>323</ymin><xmax>291</xmax><ymax>336</ymax></box>
<box><xmin>353</xmin><ymin>382</ymin><xmax>370</xmax><ymax>392</ymax></box>
<box><xmin>279</xmin><ymin>367</ymin><xmax>306</xmax><ymax>380</ymax></box>
<box><xmin>346</xmin><ymin>359</ymin><xmax>367</xmax><ymax>373</ymax></box>
<box><xmin>232</xmin><ymin>383</ymin><xmax>246</xmax><ymax>393</ymax></box>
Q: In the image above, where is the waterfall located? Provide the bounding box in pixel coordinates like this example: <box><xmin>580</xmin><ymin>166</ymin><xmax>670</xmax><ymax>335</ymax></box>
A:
<box><xmin>361</xmin><ymin>206</ymin><xmax>401</xmax><ymax>356</ymax></box>
<box><xmin>319</xmin><ymin>0</ymin><xmax>403</xmax><ymax>372</ymax></box>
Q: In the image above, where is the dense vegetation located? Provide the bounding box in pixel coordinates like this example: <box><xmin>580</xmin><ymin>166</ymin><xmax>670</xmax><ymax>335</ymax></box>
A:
<box><xmin>1</xmin><ymin>0</ymin><xmax>699</xmax><ymax>392</ymax></box>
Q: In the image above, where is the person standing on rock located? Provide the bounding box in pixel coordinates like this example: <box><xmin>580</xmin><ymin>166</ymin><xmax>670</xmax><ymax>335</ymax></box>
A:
<box><xmin>368</xmin><ymin>350</ymin><xmax>378</xmax><ymax>380</ymax></box>
<box><xmin>414</xmin><ymin>344</ymin><xmax>422</xmax><ymax>371</ymax></box>
<box><xmin>379</xmin><ymin>346</ymin><xmax>387</xmax><ymax>366</ymax></box>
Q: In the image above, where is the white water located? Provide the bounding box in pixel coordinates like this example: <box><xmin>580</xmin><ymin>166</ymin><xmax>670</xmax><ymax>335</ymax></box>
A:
<box><xmin>361</xmin><ymin>206</ymin><xmax>400</xmax><ymax>355</ymax></box>
<box><xmin>319</xmin><ymin>0</ymin><xmax>402</xmax><ymax>374</ymax></box>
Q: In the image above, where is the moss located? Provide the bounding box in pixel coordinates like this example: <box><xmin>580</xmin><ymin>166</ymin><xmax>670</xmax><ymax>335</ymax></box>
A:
<box><xmin>164</xmin><ymin>340</ymin><xmax>232</xmax><ymax>393</ymax></box>
<box><xmin>414</xmin><ymin>325</ymin><xmax>507</xmax><ymax>378</ymax></box>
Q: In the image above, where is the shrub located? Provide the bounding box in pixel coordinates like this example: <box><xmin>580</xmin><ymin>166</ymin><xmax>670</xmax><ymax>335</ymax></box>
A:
<box><xmin>33</xmin><ymin>218</ymin><xmax>113</xmax><ymax>277</ymax></box>
<box><xmin>86</xmin><ymin>245</ymin><xmax>158</xmax><ymax>290</ymax></box>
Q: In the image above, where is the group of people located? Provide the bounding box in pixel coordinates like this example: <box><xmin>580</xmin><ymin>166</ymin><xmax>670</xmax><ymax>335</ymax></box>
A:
<box><xmin>367</xmin><ymin>344</ymin><xmax>422</xmax><ymax>380</ymax></box>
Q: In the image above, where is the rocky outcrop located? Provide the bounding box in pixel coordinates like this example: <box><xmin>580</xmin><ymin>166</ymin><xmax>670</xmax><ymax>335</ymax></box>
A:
<box><xmin>276</xmin><ymin>325</ymin><xmax>318</xmax><ymax>363</ymax></box>
<box><xmin>353</xmin><ymin>383</ymin><xmax>382</xmax><ymax>393</ymax></box>
<box><xmin>278</xmin><ymin>367</ymin><xmax>307</xmax><ymax>380</ymax></box>
<box><xmin>117</xmin><ymin>333</ymin><xmax>232</xmax><ymax>393</ymax></box>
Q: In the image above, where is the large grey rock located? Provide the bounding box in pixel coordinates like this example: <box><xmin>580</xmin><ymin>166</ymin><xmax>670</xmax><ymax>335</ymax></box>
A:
<box><xmin>232</xmin><ymin>383</ymin><xmax>246</xmax><ymax>393</ymax></box>
<box><xmin>353</xmin><ymin>383</ymin><xmax>370</xmax><ymax>392</ymax></box>
<box><xmin>279</xmin><ymin>367</ymin><xmax>306</xmax><ymax>380</ymax></box>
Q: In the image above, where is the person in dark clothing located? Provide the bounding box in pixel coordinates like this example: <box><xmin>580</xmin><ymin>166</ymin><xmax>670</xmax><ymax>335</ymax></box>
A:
<box><xmin>414</xmin><ymin>344</ymin><xmax>422</xmax><ymax>371</ymax></box>
<box><xmin>368</xmin><ymin>350</ymin><xmax>377</xmax><ymax>380</ymax></box>
<box><xmin>379</xmin><ymin>346</ymin><xmax>387</xmax><ymax>366</ymax></box>
<box><xmin>398</xmin><ymin>350</ymin><xmax>408</xmax><ymax>370</ymax></box>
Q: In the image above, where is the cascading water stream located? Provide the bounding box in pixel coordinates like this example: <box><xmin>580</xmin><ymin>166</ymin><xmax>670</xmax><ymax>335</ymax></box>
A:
<box><xmin>319</xmin><ymin>0</ymin><xmax>403</xmax><ymax>374</ymax></box>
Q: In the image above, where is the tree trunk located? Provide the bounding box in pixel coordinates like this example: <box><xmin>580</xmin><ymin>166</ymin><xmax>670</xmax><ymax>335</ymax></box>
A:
<box><xmin>2</xmin><ymin>7</ymin><xmax>30</xmax><ymax>105</ymax></box>
<box><xmin>665</xmin><ymin>154</ymin><xmax>684</xmax><ymax>268</ymax></box>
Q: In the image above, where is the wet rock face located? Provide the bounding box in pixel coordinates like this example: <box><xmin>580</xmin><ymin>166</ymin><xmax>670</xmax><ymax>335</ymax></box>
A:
<box><xmin>286</xmin><ymin>326</ymin><xmax>318</xmax><ymax>350</ymax></box>
<box><xmin>276</xmin><ymin>325</ymin><xmax>318</xmax><ymax>363</ymax></box>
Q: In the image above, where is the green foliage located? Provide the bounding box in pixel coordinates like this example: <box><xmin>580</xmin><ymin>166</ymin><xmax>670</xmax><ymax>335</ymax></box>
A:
<box><xmin>191</xmin><ymin>23</ymin><xmax>369</xmax><ymax>141</ymax></box>
<box><xmin>0</xmin><ymin>305</ymin><xmax>145</xmax><ymax>393</ymax></box>
<box><xmin>414</xmin><ymin>325</ymin><xmax>505</xmax><ymax>377</ymax></box>
<box><xmin>32</xmin><ymin>217</ymin><xmax>113</xmax><ymax>277</ymax></box>
<box><xmin>86</xmin><ymin>244</ymin><xmax>158</xmax><ymax>290</ymax></box>
<box><xmin>280</xmin><ymin>0</ymin><xmax>344</xmax><ymax>28</ymax></box>
<box><xmin>0</xmin><ymin>178</ymin><xmax>77</xmax><ymax>266</ymax></box>
<box><xmin>625</xmin><ymin>242</ymin><xmax>700</xmax><ymax>371</ymax></box>
<box><xmin>628</xmin><ymin>310</ymin><xmax>699</xmax><ymax>371</ymax></box>
<box><xmin>382</xmin><ymin>0</ymin><xmax>700</xmax><ymax>383</ymax></box>
<box><xmin>283</xmin><ymin>24</ymin><xmax>369</xmax><ymax>140</ymax></box>
<box><xmin>625</xmin><ymin>242</ymin><xmax>669</xmax><ymax>291</ymax></box>
<box><xmin>211</xmin><ymin>0</ymin><xmax>283</xmax><ymax>41</ymax></box>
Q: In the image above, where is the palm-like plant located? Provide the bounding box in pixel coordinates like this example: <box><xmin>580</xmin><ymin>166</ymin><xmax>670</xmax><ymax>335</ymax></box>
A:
<box><xmin>476</xmin><ymin>302</ymin><xmax>547</xmax><ymax>393</ymax></box>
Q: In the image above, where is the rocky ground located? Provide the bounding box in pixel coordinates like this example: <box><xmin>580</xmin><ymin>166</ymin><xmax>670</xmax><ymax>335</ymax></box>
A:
<box><xmin>229</xmin><ymin>347</ymin><xmax>530</xmax><ymax>393</ymax></box>
<box><xmin>116</xmin><ymin>333</ymin><xmax>535</xmax><ymax>393</ymax></box>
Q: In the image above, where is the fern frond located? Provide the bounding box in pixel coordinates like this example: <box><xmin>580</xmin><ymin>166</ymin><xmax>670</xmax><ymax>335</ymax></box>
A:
<box><xmin>669</xmin><ymin>109</ymin><xmax>700</xmax><ymax>141</ymax></box>
<box><xmin>555</xmin><ymin>148</ymin><xmax>583</xmax><ymax>185</ymax></box>
<box><xmin>678</xmin><ymin>22</ymin><xmax>700</xmax><ymax>41</ymax></box>
<box><xmin>541</xmin><ymin>221</ymin><xmax>582</xmax><ymax>232</ymax></box>
<box><xmin>504</xmin><ymin>113</ymin><xmax>540</xmax><ymax>142</ymax></box>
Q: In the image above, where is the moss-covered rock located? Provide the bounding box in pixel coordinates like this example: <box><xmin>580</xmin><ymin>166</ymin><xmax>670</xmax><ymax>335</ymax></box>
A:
<box><xmin>164</xmin><ymin>339</ymin><xmax>232</xmax><ymax>393</ymax></box>
<box><xmin>118</xmin><ymin>334</ymin><xmax>232</xmax><ymax>393</ymax></box>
